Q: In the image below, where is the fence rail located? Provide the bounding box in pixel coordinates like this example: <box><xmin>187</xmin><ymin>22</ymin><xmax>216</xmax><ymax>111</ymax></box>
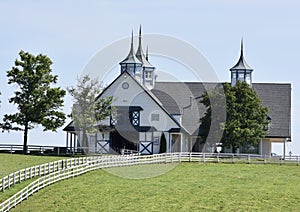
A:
<box><xmin>0</xmin><ymin>155</ymin><xmax>120</xmax><ymax>193</ymax></box>
<box><xmin>0</xmin><ymin>144</ymin><xmax>82</xmax><ymax>156</ymax></box>
<box><xmin>1</xmin><ymin>152</ymin><xmax>299</xmax><ymax>212</ymax></box>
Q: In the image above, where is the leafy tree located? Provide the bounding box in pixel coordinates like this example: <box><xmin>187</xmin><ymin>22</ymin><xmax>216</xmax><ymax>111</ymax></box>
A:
<box><xmin>67</xmin><ymin>75</ymin><xmax>114</xmax><ymax>154</ymax></box>
<box><xmin>200</xmin><ymin>81</ymin><xmax>269</xmax><ymax>153</ymax></box>
<box><xmin>1</xmin><ymin>50</ymin><xmax>66</xmax><ymax>154</ymax></box>
<box><xmin>200</xmin><ymin>84</ymin><xmax>226</xmax><ymax>152</ymax></box>
<box><xmin>159</xmin><ymin>133</ymin><xmax>167</xmax><ymax>153</ymax></box>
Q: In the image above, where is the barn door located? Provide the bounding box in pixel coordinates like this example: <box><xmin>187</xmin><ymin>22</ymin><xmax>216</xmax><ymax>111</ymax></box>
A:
<box><xmin>96</xmin><ymin>132</ymin><xmax>110</xmax><ymax>154</ymax></box>
<box><xmin>96</xmin><ymin>141</ymin><xmax>110</xmax><ymax>154</ymax></box>
<box><xmin>139</xmin><ymin>132</ymin><xmax>153</xmax><ymax>155</ymax></box>
<box><xmin>139</xmin><ymin>141</ymin><xmax>153</xmax><ymax>155</ymax></box>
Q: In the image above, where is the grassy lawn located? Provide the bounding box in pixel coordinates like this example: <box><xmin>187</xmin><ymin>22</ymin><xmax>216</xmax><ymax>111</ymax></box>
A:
<box><xmin>10</xmin><ymin>163</ymin><xmax>300</xmax><ymax>211</ymax></box>
<box><xmin>0</xmin><ymin>154</ymin><xmax>65</xmax><ymax>179</ymax></box>
<box><xmin>0</xmin><ymin>153</ymin><xmax>66</xmax><ymax>202</ymax></box>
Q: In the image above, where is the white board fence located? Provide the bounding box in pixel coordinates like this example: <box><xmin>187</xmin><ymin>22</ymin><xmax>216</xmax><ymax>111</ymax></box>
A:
<box><xmin>1</xmin><ymin>152</ymin><xmax>299</xmax><ymax>212</ymax></box>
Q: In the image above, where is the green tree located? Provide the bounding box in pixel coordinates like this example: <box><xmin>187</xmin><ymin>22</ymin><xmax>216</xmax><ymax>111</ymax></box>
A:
<box><xmin>159</xmin><ymin>133</ymin><xmax>167</xmax><ymax>153</ymax></box>
<box><xmin>200</xmin><ymin>84</ymin><xmax>226</xmax><ymax>151</ymax></box>
<box><xmin>200</xmin><ymin>81</ymin><xmax>269</xmax><ymax>153</ymax></box>
<box><xmin>1</xmin><ymin>50</ymin><xmax>66</xmax><ymax>154</ymax></box>
<box><xmin>67</xmin><ymin>75</ymin><xmax>114</xmax><ymax>154</ymax></box>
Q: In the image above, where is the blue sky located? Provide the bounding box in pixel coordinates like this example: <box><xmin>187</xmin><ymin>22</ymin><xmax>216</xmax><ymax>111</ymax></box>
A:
<box><xmin>0</xmin><ymin>0</ymin><xmax>299</xmax><ymax>154</ymax></box>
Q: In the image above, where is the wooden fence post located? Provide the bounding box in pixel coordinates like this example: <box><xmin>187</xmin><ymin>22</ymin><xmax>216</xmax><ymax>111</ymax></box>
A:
<box><xmin>2</xmin><ymin>178</ymin><xmax>4</xmax><ymax>192</ymax></box>
<box><xmin>7</xmin><ymin>176</ymin><xmax>10</xmax><ymax>189</ymax></box>
<box><xmin>248</xmin><ymin>154</ymin><xmax>251</xmax><ymax>164</ymax></box>
<box><xmin>19</xmin><ymin>170</ymin><xmax>21</xmax><ymax>183</ymax></box>
<box><xmin>202</xmin><ymin>153</ymin><xmax>205</xmax><ymax>163</ymax></box>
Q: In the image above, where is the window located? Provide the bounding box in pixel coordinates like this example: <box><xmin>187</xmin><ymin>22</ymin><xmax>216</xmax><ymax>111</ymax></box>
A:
<box><xmin>232</xmin><ymin>73</ymin><xmax>236</xmax><ymax>79</ymax></box>
<box><xmin>238</xmin><ymin>73</ymin><xmax>244</xmax><ymax>80</ymax></box>
<box><xmin>130</xmin><ymin>111</ymin><xmax>140</xmax><ymax>126</ymax></box>
<box><xmin>139</xmin><ymin>132</ymin><xmax>153</xmax><ymax>142</ymax></box>
<box><xmin>146</xmin><ymin>132</ymin><xmax>152</xmax><ymax>141</ymax></box>
<box><xmin>139</xmin><ymin>132</ymin><xmax>145</xmax><ymax>141</ymax></box>
<box><xmin>232</xmin><ymin>73</ymin><xmax>236</xmax><ymax>82</ymax></box>
<box><xmin>97</xmin><ymin>132</ymin><xmax>109</xmax><ymax>140</ymax></box>
<box><xmin>110</xmin><ymin>114</ymin><xmax>117</xmax><ymax>126</ymax></box>
<box><xmin>145</xmin><ymin>71</ymin><xmax>152</xmax><ymax>79</ymax></box>
<box><xmin>153</xmin><ymin>132</ymin><xmax>162</xmax><ymax>145</ymax></box>
<box><xmin>151</xmin><ymin>113</ymin><xmax>159</xmax><ymax>121</ymax></box>
<box><xmin>246</xmin><ymin>73</ymin><xmax>251</xmax><ymax>84</ymax></box>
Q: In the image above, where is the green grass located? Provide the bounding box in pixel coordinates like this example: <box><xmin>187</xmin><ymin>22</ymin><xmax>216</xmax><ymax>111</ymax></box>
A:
<box><xmin>0</xmin><ymin>154</ymin><xmax>66</xmax><ymax>202</ymax></box>
<box><xmin>0</xmin><ymin>154</ymin><xmax>65</xmax><ymax>178</ymax></box>
<box><xmin>10</xmin><ymin>163</ymin><xmax>300</xmax><ymax>211</ymax></box>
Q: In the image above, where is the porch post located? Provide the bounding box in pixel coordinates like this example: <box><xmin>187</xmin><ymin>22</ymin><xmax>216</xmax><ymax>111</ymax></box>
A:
<box><xmin>180</xmin><ymin>134</ymin><xmax>183</xmax><ymax>153</ymax></box>
<box><xmin>259</xmin><ymin>138</ymin><xmax>262</xmax><ymax>155</ymax></box>
<box><xmin>283</xmin><ymin>138</ymin><xmax>286</xmax><ymax>159</ymax></box>
<box><xmin>66</xmin><ymin>132</ymin><xmax>69</xmax><ymax>148</ymax></box>
<box><xmin>70</xmin><ymin>133</ymin><xmax>73</xmax><ymax>153</ymax></box>
<box><xmin>169</xmin><ymin>133</ymin><xmax>171</xmax><ymax>153</ymax></box>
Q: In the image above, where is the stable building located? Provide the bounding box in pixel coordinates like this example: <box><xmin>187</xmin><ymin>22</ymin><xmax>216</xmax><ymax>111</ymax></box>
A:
<box><xmin>63</xmin><ymin>28</ymin><xmax>291</xmax><ymax>156</ymax></box>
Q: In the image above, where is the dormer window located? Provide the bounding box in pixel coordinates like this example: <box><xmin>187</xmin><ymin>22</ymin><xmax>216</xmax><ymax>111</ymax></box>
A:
<box><xmin>145</xmin><ymin>71</ymin><xmax>152</xmax><ymax>79</ymax></box>
<box><xmin>129</xmin><ymin>106</ymin><xmax>143</xmax><ymax>127</ymax></box>
<box><xmin>130</xmin><ymin>111</ymin><xmax>140</xmax><ymax>126</ymax></box>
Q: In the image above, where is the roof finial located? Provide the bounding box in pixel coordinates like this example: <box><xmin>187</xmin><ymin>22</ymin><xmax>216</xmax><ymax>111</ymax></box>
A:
<box><xmin>139</xmin><ymin>24</ymin><xmax>142</xmax><ymax>37</ymax></box>
<box><xmin>131</xmin><ymin>30</ymin><xmax>134</xmax><ymax>47</ymax></box>
<box><xmin>138</xmin><ymin>25</ymin><xmax>142</xmax><ymax>48</ymax></box>
<box><xmin>146</xmin><ymin>45</ymin><xmax>149</xmax><ymax>60</ymax></box>
<box><xmin>241</xmin><ymin>37</ymin><xmax>244</xmax><ymax>56</ymax></box>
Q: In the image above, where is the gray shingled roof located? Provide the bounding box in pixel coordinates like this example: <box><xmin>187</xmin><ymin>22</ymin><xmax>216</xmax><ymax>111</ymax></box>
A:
<box><xmin>253</xmin><ymin>83</ymin><xmax>291</xmax><ymax>138</ymax></box>
<box><xmin>154</xmin><ymin>82</ymin><xmax>291</xmax><ymax>138</ymax></box>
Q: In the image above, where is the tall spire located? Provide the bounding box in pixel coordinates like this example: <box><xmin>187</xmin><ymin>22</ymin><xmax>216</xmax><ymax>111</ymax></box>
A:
<box><xmin>146</xmin><ymin>45</ymin><xmax>149</xmax><ymax>60</ymax></box>
<box><xmin>139</xmin><ymin>24</ymin><xmax>142</xmax><ymax>38</ymax></box>
<box><xmin>119</xmin><ymin>30</ymin><xmax>141</xmax><ymax>65</ymax></box>
<box><xmin>135</xmin><ymin>25</ymin><xmax>154</xmax><ymax>68</ymax></box>
<box><xmin>230</xmin><ymin>39</ymin><xmax>253</xmax><ymax>86</ymax></box>
<box><xmin>241</xmin><ymin>37</ymin><xmax>244</xmax><ymax>56</ymax></box>
<box><xmin>137</xmin><ymin>25</ymin><xmax>142</xmax><ymax>54</ymax></box>
<box><xmin>131</xmin><ymin>30</ymin><xmax>134</xmax><ymax>51</ymax></box>
<box><xmin>230</xmin><ymin>39</ymin><xmax>252</xmax><ymax>71</ymax></box>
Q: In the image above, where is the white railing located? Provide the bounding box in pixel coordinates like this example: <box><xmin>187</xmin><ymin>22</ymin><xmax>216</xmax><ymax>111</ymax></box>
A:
<box><xmin>0</xmin><ymin>156</ymin><xmax>119</xmax><ymax>193</ymax></box>
<box><xmin>0</xmin><ymin>152</ymin><xmax>299</xmax><ymax>212</ymax></box>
